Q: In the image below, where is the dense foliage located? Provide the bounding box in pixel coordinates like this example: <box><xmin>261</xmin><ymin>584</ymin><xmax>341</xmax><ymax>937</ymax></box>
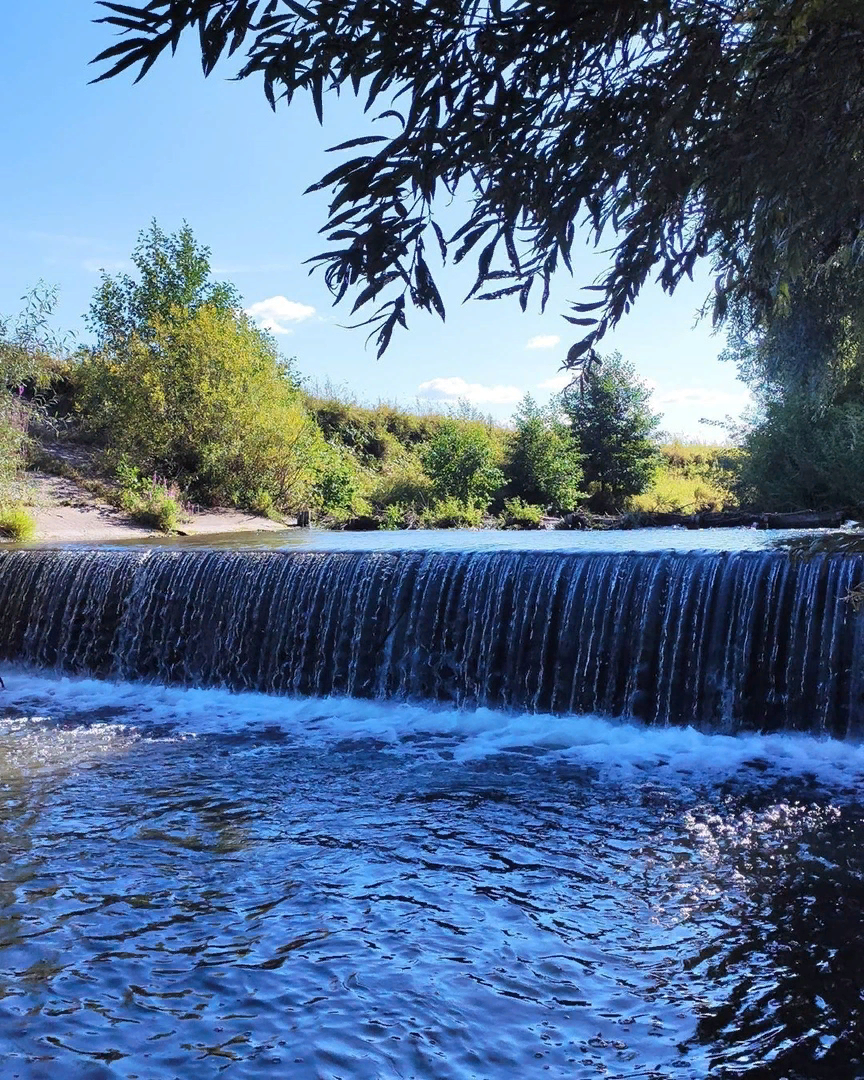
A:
<box><xmin>88</xmin><ymin>221</ymin><xmax>241</xmax><ymax>347</ymax></box>
<box><xmin>77</xmin><ymin>304</ymin><xmax>324</xmax><ymax>510</ymax></box>
<box><xmin>503</xmin><ymin>395</ymin><xmax>583</xmax><ymax>512</ymax></box>
<box><xmin>421</xmin><ymin>419</ymin><xmax>504</xmax><ymax>508</ymax></box>
<box><xmin>724</xmin><ymin>266</ymin><xmax>864</xmax><ymax>510</ymax></box>
<box><xmin>73</xmin><ymin>224</ymin><xmax>326</xmax><ymax>512</ymax></box>
<box><xmin>739</xmin><ymin>397</ymin><xmax>864</xmax><ymax>510</ymax></box>
<box><xmin>631</xmin><ymin>443</ymin><xmax>742</xmax><ymax>513</ymax></box>
<box><xmin>94</xmin><ymin>1</ymin><xmax>864</xmax><ymax>371</ymax></box>
<box><xmin>0</xmin><ymin>285</ymin><xmax>69</xmax><ymax>527</ymax></box>
<box><xmin>559</xmin><ymin>354</ymin><xmax>661</xmax><ymax>512</ymax></box>
<box><xmin>2</xmin><ymin>223</ymin><xmax>747</xmax><ymax>534</ymax></box>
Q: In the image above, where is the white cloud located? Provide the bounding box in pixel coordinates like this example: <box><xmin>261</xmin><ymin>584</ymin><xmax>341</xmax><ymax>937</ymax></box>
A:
<box><xmin>417</xmin><ymin>376</ymin><xmax>523</xmax><ymax>406</ymax></box>
<box><xmin>653</xmin><ymin>386</ymin><xmax>752</xmax><ymax>408</ymax></box>
<box><xmin>244</xmin><ymin>295</ymin><xmax>316</xmax><ymax>334</ymax></box>
<box><xmin>536</xmin><ymin>373</ymin><xmax>573</xmax><ymax>392</ymax></box>
<box><xmin>526</xmin><ymin>334</ymin><xmax>561</xmax><ymax>350</ymax></box>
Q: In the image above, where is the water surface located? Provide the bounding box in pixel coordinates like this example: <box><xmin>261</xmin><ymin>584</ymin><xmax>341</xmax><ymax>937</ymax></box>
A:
<box><xmin>2</xmin><ymin>672</ymin><xmax>863</xmax><ymax>1079</ymax></box>
<box><xmin>17</xmin><ymin>525</ymin><xmax>846</xmax><ymax>554</ymax></box>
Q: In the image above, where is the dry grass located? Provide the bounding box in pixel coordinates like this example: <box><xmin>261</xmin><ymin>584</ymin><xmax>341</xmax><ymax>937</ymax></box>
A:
<box><xmin>630</xmin><ymin>442</ymin><xmax>742</xmax><ymax>513</ymax></box>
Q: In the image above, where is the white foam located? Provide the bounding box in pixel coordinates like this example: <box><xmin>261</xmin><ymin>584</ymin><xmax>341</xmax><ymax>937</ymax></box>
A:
<box><xmin>3</xmin><ymin>667</ymin><xmax>864</xmax><ymax>787</ymax></box>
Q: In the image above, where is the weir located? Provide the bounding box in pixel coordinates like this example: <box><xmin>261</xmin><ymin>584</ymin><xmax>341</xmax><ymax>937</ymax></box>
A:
<box><xmin>0</xmin><ymin>547</ymin><xmax>862</xmax><ymax>735</ymax></box>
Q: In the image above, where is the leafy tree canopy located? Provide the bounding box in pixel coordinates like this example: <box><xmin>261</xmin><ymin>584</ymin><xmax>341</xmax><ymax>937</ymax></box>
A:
<box><xmin>722</xmin><ymin>265</ymin><xmax>864</xmax><ymax>406</ymax></box>
<box><xmin>559</xmin><ymin>352</ymin><xmax>661</xmax><ymax>513</ymax></box>
<box><xmin>1</xmin><ymin>283</ymin><xmax>69</xmax><ymax>387</ymax></box>
<box><xmin>421</xmin><ymin>418</ymin><xmax>503</xmax><ymax>507</ymax></box>
<box><xmin>93</xmin><ymin>1</ymin><xmax>864</xmax><ymax>367</ymax></box>
<box><xmin>87</xmin><ymin>220</ymin><xmax>242</xmax><ymax>346</ymax></box>
<box><xmin>504</xmin><ymin>394</ymin><xmax>583</xmax><ymax>512</ymax></box>
<box><xmin>77</xmin><ymin>302</ymin><xmax>323</xmax><ymax>508</ymax></box>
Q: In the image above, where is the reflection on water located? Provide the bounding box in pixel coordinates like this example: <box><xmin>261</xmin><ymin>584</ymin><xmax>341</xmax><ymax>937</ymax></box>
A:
<box><xmin>1</xmin><ymin>674</ymin><xmax>864</xmax><ymax>1078</ymax></box>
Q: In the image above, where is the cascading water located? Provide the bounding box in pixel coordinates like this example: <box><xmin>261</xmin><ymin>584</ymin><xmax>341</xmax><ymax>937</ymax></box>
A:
<box><xmin>5</xmin><ymin>541</ymin><xmax>864</xmax><ymax>1078</ymax></box>
<box><xmin>1</xmin><ymin>546</ymin><xmax>861</xmax><ymax>733</ymax></box>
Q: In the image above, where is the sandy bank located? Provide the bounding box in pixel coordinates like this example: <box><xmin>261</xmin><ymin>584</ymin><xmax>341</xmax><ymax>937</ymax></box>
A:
<box><xmin>7</xmin><ymin>472</ymin><xmax>294</xmax><ymax>545</ymax></box>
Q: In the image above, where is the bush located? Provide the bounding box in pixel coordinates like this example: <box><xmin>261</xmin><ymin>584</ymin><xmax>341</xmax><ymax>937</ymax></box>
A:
<box><xmin>313</xmin><ymin>450</ymin><xmax>365</xmax><ymax>513</ymax></box>
<box><xmin>419</xmin><ymin>497</ymin><xmax>484</xmax><ymax>528</ymax></box>
<box><xmin>498</xmin><ymin>497</ymin><xmax>543</xmax><ymax>528</ymax></box>
<box><xmin>630</xmin><ymin>444</ymin><xmax>741</xmax><ymax>512</ymax></box>
<box><xmin>368</xmin><ymin>455</ymin><xmax>435</xmax><ymax>510</ymax></box>
<box><xmin>498</xmin><ymin>497</ymin><xmax>544</xmax><ymax>528</ymax></box>
<box><xmin>126</xmin><ymin>488</ymin><xmax>181</xmax><ymax>532</ymax></box>
<box><xmin>0</xmin><ymin>284</ymin><xmax>70</xmax><ymax>504</ymax></box>
<box><xmin>504</xmin><ymin>395</ymin><xmax>583</xmax><ymax>511</ymax></box>
<box><xmin>0</xmin><ymin>506</ymin><xmax>36</xmax><ymax>542</ymax></box>
<box><xmin>75</xmin><ymin>304</ymin><xmax>327</xmax><ymax>511</ymax></box>
<box><xmin>378</xmin><ymin>502</ymin><xmax>411</xmax><ymax>529</ymax></box>
<box><xmin>111</xmin><ymin>464</ymin><xmax>182</xmax><ymax>532</ymax></box>
<box><xmin>421</xmin><ymin>420</ymin><xmax>503</xmax><ymax>507</ymax></box>
<box><xmin>0</xmin><ymin>399</ymin><xmax>29</xmax><ymax>500</ymax></box>
<box><xmin>740</xmin><ymin>397</ymin><xmax>864</xmax><ymax>510</ymax></box>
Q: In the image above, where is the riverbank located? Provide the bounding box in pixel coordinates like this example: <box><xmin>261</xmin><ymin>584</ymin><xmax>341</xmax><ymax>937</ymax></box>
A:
<box><xmin>7</xmin><ymin>470</ymin><xmax>857</xmax><ymax>545</ymax></box>
<box><xmin>4</xmin><ymin>468</ymin><xmax>294</xmax><ymax>544</ymax></box>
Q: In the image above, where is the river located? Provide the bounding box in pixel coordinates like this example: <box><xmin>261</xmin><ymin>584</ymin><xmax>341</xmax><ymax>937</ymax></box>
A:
<box><xmin>1</xmin><ymin>531</ymin><xmax>863</xmax><ymax>1078</ymax></box>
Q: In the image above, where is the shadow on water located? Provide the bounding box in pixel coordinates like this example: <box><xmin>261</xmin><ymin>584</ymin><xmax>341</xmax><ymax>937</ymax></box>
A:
<box><xmin>771</xmin><ymin>530</ymin><xmax>864</xmax><ymax>557</ymax></box>
<box><xmin>683</xmin><ymin>795</ymin><xmax>864</xmax><ymax>1080</ymax></box>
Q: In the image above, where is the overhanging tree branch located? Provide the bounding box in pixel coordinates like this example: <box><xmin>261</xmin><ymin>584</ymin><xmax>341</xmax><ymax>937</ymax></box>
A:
<box><xmin>92</xmin><ymin>0</ymin><xmax>864</xmax><ymax>369</ymax></box>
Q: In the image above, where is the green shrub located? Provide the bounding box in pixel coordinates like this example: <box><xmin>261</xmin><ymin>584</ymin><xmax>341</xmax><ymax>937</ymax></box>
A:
<box><xmin>379</xmin><ymin>502</ymin><xmax>409</xmax><ymax>530</ymax></box>
<box><xmin>368</xmin><ymin>455</ymin><xmax>435</xmax><ymax>509</ymax></box>
<box><xmin>74</xmin><ymin>224</ymin><xmax>324</xmax><ymax>512</ymax></box>
<box><xmin>76</xmin><ymin>304</ymin><xmax>326</xmax><ymax>510</ymax></box>
<box><xmin>307</xmin><ymin>394</ymin><xmax>447</xmax><ymax>461</ymax></box>
<box><xmin>111</xmin><ymin>463</ymin><xmax>182</xmax><ymax>532</ymax></box>
<box><xmin>0</xmin><ymin>506</ymin><xmax>36</xmax><ymax>542</ymax></box>
<box><xmin>127</xmin><ymin>488</ymin><xmax>180</xmax><ymax>532</ymax></box>
<box><xmin>629</xmin><ymin>442</ymin><xmax>741</xmax><ymax>513</ymax></box>
<box><xmin>740</xmin><ymin>397</ymin><xmax>864</xmax><ymax>510</ymax></box>
<box><xmin>0</xmin><ymin>399</ymin><xmax>29</xmax><ymax>500</ymax></box>
<box><xmin>246</xmin><ymin>488</ymin><xmax>283</xmax><ymax>520</ymax></box>
<box><xmin>314</xmin><ymin>451</ymin><xmax>365</xmax><ymax>513</ymax></box>
<box><xmin>421</xmin><ymin>420</ymin><xmax>503</xmax><ymax>508</ymax></box>
<box><xmin>504</xmin><ymin>395</ymin><xmax>583</xmax><ymax>511</ymax></box>
<box><xmin>419</xmin><ymin>497</ymin><xmax>484</xmax><ymax>528</ymax></box>
<box><xmin>499</xmin><ymin>497</ymin><xmax>544</xmax><ymax>528</ymax></box>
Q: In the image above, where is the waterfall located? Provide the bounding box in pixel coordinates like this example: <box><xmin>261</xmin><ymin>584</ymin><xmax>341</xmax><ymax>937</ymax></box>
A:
<box><xmin>0</xmin><ymin>548</ymin><xmax>862</xmax><ymax>734</ymax></box>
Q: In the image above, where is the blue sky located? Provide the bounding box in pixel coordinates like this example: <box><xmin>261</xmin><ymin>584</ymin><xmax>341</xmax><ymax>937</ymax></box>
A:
<box><xmin>0</xmin><ymin>2</ymin><xmax>751</xmax><ymax>436</ymax></box>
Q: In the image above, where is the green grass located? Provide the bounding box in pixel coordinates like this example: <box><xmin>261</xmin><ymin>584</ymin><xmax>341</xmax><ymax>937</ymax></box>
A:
<box><xmin>630</xmin><ymin>441</ymin><xmax>742</xmax><ymax>513</ymax></box>
<box><xmin>418</xmin><ymin>497</ymin><xmax>485</xmax><ymax>528</ymax></box>
<box><xmin>119</xmin><ymin>487</ymin><xmax>181</xmax><ymax>532</ymax></box>
<box><xmin>498</xmin><ymin>497</ymin><xmax>545</xmax><ymax>529</ymax></box>
<box><xmin>0</xmin><ymin>507</ymin><xmax>37</xmax><ymax>542</ymax></box>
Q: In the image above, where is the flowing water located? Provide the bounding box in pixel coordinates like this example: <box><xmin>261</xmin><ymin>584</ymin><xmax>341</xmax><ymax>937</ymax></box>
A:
<box><xmin>1</xmin><ymin>536</ymin><xmax>863</xmax><ymax>1078</ymax></box>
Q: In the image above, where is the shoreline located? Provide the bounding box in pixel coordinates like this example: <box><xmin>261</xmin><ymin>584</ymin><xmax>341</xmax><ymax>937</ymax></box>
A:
<box><xmin>4</xmin><ymin>470</ymin><xmax>294</xmax><ymax>545</ymax></box>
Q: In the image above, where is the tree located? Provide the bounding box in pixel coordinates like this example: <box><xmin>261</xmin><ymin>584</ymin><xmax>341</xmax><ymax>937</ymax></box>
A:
<box><xmin>559</xmin><ymin>353</ymin><xmax>660</xmax><ymax>513</ymax></box>
<box><xmin>93</xmin><ymin>2</ymin><xmax>864</xmax><ymax>368</ymax></box>
<box><xmin>87</xmin><ymin>220</ymin><xmax>242</xmax><ymax>347</ymax></box>
<box><xmin>723</xmin><ymin>265</ymin><xmax>864</xmax><ymax>510</ymax></box>
<box><xmin>739</xmin><ymin>396</ymin><xmax>864</xmax><ymax>511</ymax></box>
<box><xmin>76</xmin><ymin>223</ymin><xmax>322</xmax><ymax>508</ymax></box>
<box><xmin>723</xmin><ymin>265</ymin><xmax>864</xmax><ymax>406</ymax></box>
<box><xmin>77</xmin><ymin>303</ymin><xmax>325</xmax><ymax>509</ymax></box>
<box><xmin>0</xmin><ymin>284</ymin><xmax>71</xmax><ymax>501</ymax></box>
<box><xmin>504</xmin><ymin>394</ymin><xmax>582</xmax><ymax>511</ymax></box>
<box><xmin>421</xmin><ymin>419</ymin><xmax>503</xmax><ymax>508</ymax></box>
